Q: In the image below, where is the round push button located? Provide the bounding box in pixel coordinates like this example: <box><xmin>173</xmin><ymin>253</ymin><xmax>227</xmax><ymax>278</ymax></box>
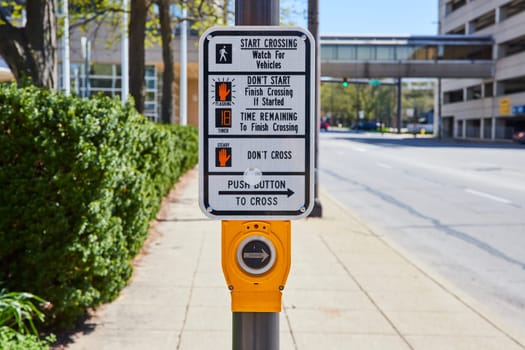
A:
<box><xmin>236</xmin><ymin>235</ymin><xmax>276</xmax><ymax>275</ymax></box>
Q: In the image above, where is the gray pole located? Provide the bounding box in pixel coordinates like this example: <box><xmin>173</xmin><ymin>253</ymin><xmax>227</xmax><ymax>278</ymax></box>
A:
<box><xmin>397</xmin><ymin>78</ymin><xmax>402</xmax><ymax>133</ymax></box>
<box><xmin>62</xmin><ymin>0</ymin><xmax>70</xmax><ymax>95</ymax></box>
<box><xmin>122</xmin><ymin>0</ymin><xmax>129</xmax><ymax>103</ymax></box>
<box><xmin>438</xmin><ymin>78</ymin><xmax>442</xmax><ymax>139</ymax></box>
<box><xmin>308</xmin><ymin>0</ymin><xmax>322</xmax><ymax>217</ymax></box>
<box><xmin>233</xmin><ymin>313</ymin><xmax>279</xmax><ymax>350</ymax></box>
<box><xmin>180</xmin><ymin>7</ymin><xmax>188</xmax><ymax>125</ymax></box>
<box><xmin>234</xmin><ymin>1</ymin><xmax>279</xmax><ymax>349</ymax></box>
<box><xmin>235</xmin><ymin>0</ymin><xmax>279</xmax><ymax>25</ymax></box>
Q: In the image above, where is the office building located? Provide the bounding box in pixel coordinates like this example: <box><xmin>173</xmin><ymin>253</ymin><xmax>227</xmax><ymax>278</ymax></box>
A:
<box><xmin>439</xmin><ymin>0</ymin><xmax>525</xmax><ymax>140</ymax></box>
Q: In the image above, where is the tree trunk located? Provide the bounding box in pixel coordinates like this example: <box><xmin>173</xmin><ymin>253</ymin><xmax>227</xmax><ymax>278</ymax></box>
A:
<box><xmin>129</xmin><ymin>0</ymin><xmax>147</xmax><ymax>113</ymax></box>
<box><xmin>0</xmin><ymin>0</ymin><xmax>57</xmax><ymax>89</ymax></box>
<box><xmin>157</xmin><ymin>0</ymin><xmax>174</xmax><ymax>124</ymax></box>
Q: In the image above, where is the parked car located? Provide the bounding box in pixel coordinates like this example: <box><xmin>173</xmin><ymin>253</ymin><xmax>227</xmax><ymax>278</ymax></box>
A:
<box><xmin>352</xmin><ymin>121</ymin><xmax>378</xmax><ymax>131</ymax></box>
<box><xmin>512</xmin><ymin>130</ymin><xmax>525</xmax><ymax>144</ymax></box>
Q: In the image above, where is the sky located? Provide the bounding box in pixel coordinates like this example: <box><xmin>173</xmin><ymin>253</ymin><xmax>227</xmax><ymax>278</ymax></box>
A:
<box><xmin>288</xmin><ymin>0</ymin><xmax>439</xmax><ymax>36</ymax></box>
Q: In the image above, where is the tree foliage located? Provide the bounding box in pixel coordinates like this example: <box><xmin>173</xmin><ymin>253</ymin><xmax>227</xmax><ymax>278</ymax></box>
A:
<box><xmin>321</xmin><ymin>81</ymin><xmax>433</xmax><ymax>128</ymax></box>
<box><xmin>0</xmin><ymin>0</ymin><xmax>224</xmax><ymax>120</ymax></box>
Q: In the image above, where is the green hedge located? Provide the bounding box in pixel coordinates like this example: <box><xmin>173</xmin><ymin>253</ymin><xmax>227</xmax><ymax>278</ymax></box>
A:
<box><xmin>0</xmin><ymin>84</ymin><xmax>198</xmax><ymax>329</ymax></box>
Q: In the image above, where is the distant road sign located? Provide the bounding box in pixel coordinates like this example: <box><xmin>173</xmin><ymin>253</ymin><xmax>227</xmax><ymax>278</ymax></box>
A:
<box><xmin>199</xmin><ymin>26</ymin><xmax>315</xmax><ymax>219</ymax></box>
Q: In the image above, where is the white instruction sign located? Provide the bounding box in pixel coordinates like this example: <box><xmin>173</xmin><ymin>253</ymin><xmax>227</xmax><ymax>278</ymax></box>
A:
<box><xmin>199</xmin><ymin>26</ymin><xmax>315</xmax><ymax>219</ymax></box>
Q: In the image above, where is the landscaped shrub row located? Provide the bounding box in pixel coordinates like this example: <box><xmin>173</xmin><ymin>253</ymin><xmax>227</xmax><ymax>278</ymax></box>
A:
<box><xmin>0</xmin><ymin>84</ymin><xmax>198</xmax><ymax>329</ymax></box>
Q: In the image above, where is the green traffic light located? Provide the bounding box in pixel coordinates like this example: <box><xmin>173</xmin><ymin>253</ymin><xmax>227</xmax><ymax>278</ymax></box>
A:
<box><xmin>342</xmin><ymin>81</ymin><xmax>348</xmax><ymax>87</ymax></box>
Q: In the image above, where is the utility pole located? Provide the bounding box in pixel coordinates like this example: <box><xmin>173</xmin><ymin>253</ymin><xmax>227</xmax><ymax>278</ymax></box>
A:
<box><xmin>62</xmin><ymin>0</ymin><xmax>70</xmax><ymax>95</ymax></box>
<box><xmin>308</xmin><ymin>0</ymin><xmax>322</xmax><ymax>217</ymax></box>
<box><xmin>397</xmin><ymin>78</ymin><xmax>402</xmax><ymax>133</ymax></box>
<box><xmin>201</xmin><ymin>4</ymin><xmax>314</xmax><ymax>350</ymax></box>
<box><xmin>234</xmin><ymin>2</ymin><xmax>280</xmax><ymax>349</ymax></box>
<box><xmin>122</xmin><ymin>0</ymin><xmax>129</xmax><ymax>103</ymax></box>
<box><xmin>180</xmin><ymin>7</ymin><xmax>188</xmax><ymax>125</ymax></box>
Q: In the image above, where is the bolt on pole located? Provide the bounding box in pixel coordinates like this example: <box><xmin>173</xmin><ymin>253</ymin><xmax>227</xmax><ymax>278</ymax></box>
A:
<box><xmin>234</xmin><ymin>1</ymin><xmax>280</xmax><ymax>349</ymax></box>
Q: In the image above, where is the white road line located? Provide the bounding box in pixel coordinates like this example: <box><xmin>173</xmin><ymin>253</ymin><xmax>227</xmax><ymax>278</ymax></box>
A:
<box><xmin>353</xmin><ymin>147</ymin><xmax>367</xmax><ymax>152</ymax></box>
<box><xmin>376</xmin><ymin>162</ymin><xmax>392</xmax><ymax>169</ymax></box>
<box><xmin>464</xmin><ymin>188</ymin><xmax>513</xmax><ymax>205</ymax></box>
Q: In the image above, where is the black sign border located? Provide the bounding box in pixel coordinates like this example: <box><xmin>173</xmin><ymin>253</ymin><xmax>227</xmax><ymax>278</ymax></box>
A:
<box><xmin>201</xmin><ymin>29</ymin><xmax>313</xmax><ymax>218</ymax></box>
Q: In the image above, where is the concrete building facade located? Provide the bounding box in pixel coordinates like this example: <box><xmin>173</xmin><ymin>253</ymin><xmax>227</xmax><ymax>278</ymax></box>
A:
<box><xmin>439</xmin><ymin>0</ymin><xmax>525</xmax><ymax>140</ymax></box>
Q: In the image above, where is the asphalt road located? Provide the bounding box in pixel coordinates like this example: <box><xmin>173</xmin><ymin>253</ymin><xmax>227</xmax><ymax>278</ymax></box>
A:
<box><xmin>319</xmin><ymin>131</ymin><xmax>525</xmax><ymax>334</ymax></box>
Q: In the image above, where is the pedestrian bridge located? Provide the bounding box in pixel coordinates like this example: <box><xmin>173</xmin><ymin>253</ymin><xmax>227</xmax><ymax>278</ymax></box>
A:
<box><xmin>320</xmin><ymin>35</ymin><xmax>494</xmax><ymax>79</ymax></box>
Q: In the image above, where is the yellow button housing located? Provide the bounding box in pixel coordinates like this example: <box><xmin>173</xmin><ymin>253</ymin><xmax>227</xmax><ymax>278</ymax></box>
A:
<box><xmin>222</xmin><ymin>220</ymin><xmax>291</xmax><ymax>312</ymax></box>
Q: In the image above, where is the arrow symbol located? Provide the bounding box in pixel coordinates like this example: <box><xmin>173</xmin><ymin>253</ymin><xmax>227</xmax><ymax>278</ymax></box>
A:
<box><xmin>243</xmin><ymin>249</ymin><xmax>270</xmax><ymax>262</ymax></box>
<box><xmin>218</xmin><ymin>188</ymin><xmax>295</xmax><ymax>197</ymax></box>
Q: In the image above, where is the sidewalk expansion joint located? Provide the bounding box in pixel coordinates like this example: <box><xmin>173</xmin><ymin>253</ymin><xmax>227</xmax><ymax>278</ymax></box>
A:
<box><xmin>319</xmin><ymin>235</ymin><xmax>416</xmax><ymax>350</ymax></box>
<box><xmin>283</xmin><ymin>303</ymin><xmax>299</xmax><ymax>350</ymax></box>
<box><xmin>175</xmin><ymin>232</ymin><xmax>206</xmax><ymax>350</ymax></box>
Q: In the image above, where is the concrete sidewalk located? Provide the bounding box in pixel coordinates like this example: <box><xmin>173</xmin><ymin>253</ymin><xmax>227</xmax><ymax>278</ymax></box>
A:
<box><xmin>65</xmin><ymin>168</ymin><xmax>525</xmax><ymax>350</ymax></box>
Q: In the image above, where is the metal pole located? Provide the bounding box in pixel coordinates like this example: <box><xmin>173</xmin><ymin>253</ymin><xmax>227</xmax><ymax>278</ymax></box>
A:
<box><xmin>438</xmin><ymin>78</ymin><xmax>442</xmax><ymax>139</ymax></box>
<box><xmin>397</xmin><ymin>78</ymin><xmax>402</xmax><ymax>133</ymax></box>
<box><xmin>62</xmin><ymin>0</ymin><xmax>70</xmax><ymax>95</ymax></box>
<box><xmin>84</xmin><ymin>39</ymin><xmax>90</xmax><ymax>98</ymax></box>
<box><xmin>233</xmin><ymin>313</ymin><xmax>279</xmax><ymax>350</ymax></box>
<box><xmin>234</xmin><ymin>1</ymin><xmax>279</xmax><ymax>349</ymax></box>
<box><xmin>122</xmin><ymin>0</ymin><xmax>129</xmax><ymax>103</ymax></box>
<box><xmin>180</xmin><ymin>7</ymin><xmax>188</xmax><ymax>125</ymax></box>
<box><xmin>308</xmin><ymin>0</ymin><xmax>322</xmax><ymax>217</ymax></box>
<box><xmin>235</xmin><ymin>0</ymin><xmax>279</xmax><ymax>25</ymax></box>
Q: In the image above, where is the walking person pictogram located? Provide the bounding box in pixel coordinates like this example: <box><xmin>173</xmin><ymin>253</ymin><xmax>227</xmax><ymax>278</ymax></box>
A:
<box><xmin>219</xmin><ymin>46</ymin><xmax>228</xmax><ymax>61</ymax></box>
<box><xmin>216</xmin><ymin>44</ymin><xmax>232</xmax><ymax>64</ymax></box>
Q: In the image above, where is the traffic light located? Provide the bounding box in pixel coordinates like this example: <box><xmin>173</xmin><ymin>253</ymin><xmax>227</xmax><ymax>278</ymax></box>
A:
<box><xmin>342</xmin><ymin>77</ymin><xmax>349</xmax><ymax>87</ymax></box>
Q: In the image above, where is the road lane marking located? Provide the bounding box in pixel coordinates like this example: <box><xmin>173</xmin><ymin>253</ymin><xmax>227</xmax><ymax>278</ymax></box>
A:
<box><xmin>353</xmin><ymin>147</ymin><xmax>367</xmax><ymax>152</ymax></box>
<box><xmin>376</xmin><ymin>162</ymin><xmax>392</xmax><ymax>169</ymax></box>
<box><xmin>464</xmin><ymin>188</ymin><xmax>512</xmax><ymax>205</ymax></box>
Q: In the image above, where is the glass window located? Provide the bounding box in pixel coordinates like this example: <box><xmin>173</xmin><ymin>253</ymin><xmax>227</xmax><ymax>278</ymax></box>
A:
<box><xmin>146</xmin><ymin>78</ymin><xmax>156</xmax><ymax>90</ymax></box>
<box><xmin>498</xmin><ymin>76</ymin><xmax>525</xmax><ymax>95</ymax></box>
<box><xmin>376</xmin><ymin>46</ymin><xmax>395</xmax><ymax>60</ymax></box>
<box><xmin>443</xmin><ymin>45</ymin><xmax>492</xmax><ymax>60</ymax></box>
<box><xmin>411</xmin><ymin>46</ymin><xmax>436</xmax><ymax>60</ymax></box>
<box><xmin>337</xmin><ymin>46</ymin><xmax>357</xmax><ymax>60</ymax></box>
<box><xmin>356</xmin><ymin>46</ymin><xmax>374</xmax><ymax>60</ymax></box>
<box><xmin>444</xmin><ymin>89</ymin><xmax>464</xmax><ymax>104</ymax></box>
<box><xmin>499</xmin><ymin>34</ymin><xmax>525</xmax><ymax>58</ymax></box>
<box><xmin>470</xmin><ymin>10</ymin><xmax>496</xmax><ymax>33</ymax></box>
<box><xmin>321</xmin><ymin>45</ymin><xmax>338</xmax><ymax>60</ymax></box>
<box><xmin>484</xmin><ymin>82</ymin><xmax>493</xmax><ymax>97</ymax></box>
<box><xmin>395</xmin><ymin>46</ymin><xmax>411</xmax><ymax>60</ymax></box>
<box><xmin>466</xmin><ymin>85</ymin><xmax>482</xmax><ymax>100</ymax></box>
<box><xmin>446</xmin><ymin>0</ymin><xmax>466</xmax><ymax>15</ymax></box>
<box><xmin>145</xmin><ymin>65</ymin><xmax>156</xmax><ymax>77</ymax></box>
<box><xmin>500</xmin><ymin>0</ymin><xmax>525</xmax><ymax>21</ymax></box>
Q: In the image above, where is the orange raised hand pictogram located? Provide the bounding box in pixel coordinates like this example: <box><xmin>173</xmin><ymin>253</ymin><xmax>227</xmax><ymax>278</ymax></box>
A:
<box><xmin>218</xmin><ymin>148</ymin><xmax>231</xmax><ymax>167</ymax></box>
<box><xmin>218</xmin><ymin>82</ymin><xmax>231</xmax><ymax>101</ymax></box>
